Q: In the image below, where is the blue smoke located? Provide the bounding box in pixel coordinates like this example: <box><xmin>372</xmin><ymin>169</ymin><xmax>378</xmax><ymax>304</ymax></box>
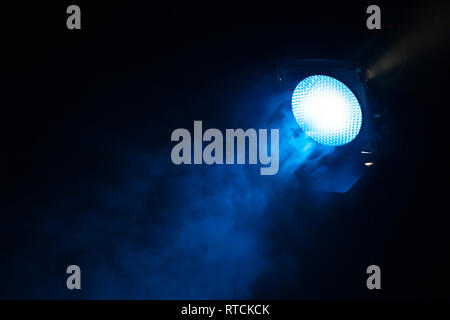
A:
<box><xmin>10</xmin><ymin>74</ymin><xmax>335</xmax><ymax>299</ymax></box>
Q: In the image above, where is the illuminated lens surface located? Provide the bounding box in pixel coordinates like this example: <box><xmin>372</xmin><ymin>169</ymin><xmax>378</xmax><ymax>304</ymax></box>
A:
<box><xmin>292</xmin><ymin>75</ymin><xmax>362</xmax><ymax>146</ymax></box>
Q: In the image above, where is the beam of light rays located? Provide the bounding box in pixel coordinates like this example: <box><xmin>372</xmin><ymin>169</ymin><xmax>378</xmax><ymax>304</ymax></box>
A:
<box><xmin>368</xmin><ymin>2</ymin><xmax>450</xmax><ymax>80</ymax></box>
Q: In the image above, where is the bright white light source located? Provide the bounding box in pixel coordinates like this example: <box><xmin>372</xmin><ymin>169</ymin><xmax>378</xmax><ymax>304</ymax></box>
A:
<box><xmin>292</xmin><ymin>75</ymin><xmax>363</xmax><ymax>146</ymax></box>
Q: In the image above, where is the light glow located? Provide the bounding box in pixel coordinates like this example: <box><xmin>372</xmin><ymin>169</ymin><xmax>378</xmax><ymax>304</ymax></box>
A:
<box><xmin>292</xmin><ymin>75</ymin><xmax>363</xmax><ymax>146</ymax></box>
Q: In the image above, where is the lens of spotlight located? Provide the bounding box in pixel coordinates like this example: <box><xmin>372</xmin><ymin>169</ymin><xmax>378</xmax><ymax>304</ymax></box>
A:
<box><xmin>292</xmin><ymin>75</ymin><xmax>362</xmax><ymax>146</ymax></box>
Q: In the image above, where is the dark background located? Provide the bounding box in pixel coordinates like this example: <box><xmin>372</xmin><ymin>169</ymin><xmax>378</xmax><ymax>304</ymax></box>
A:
<box><xmin>1</xmin><ymin>1</ymin><xmax>449</xmax><ymax>299</ymax></box>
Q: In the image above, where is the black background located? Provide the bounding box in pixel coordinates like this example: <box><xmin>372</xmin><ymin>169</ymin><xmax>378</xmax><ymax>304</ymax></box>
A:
<box><xmin>1</xmin><ymin>1</ymin><xmax>450</xmax><ymax>299</ymax></box>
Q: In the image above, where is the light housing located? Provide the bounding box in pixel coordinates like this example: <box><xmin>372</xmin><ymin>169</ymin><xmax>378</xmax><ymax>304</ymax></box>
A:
<box><xmin>277</xmin><ymin>59</ymin><xmax>377</xmax><ymax>193</ymax></box>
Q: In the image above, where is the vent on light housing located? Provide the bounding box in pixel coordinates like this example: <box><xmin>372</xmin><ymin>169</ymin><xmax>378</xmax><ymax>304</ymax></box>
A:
<box><xmin>292</xmin><ymin>75</ymin><xmax>363</xmax><ymax>146</ymax></box>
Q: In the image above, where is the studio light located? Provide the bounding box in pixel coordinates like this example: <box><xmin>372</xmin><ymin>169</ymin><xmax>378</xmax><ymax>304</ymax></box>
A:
<box><xmin>291</xmin><ymin>75</ymin><xmax>363</xmax><ymax>147</ymax></box>
<box><xmin>277</xmin><ymin>60</ymin><xmax>377</xmax><ymax>193</ymax></box>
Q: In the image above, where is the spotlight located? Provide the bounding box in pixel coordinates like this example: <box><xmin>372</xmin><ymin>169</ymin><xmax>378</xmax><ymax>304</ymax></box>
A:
<box><xmin>292</xmin><ymin>75</ymin><xmax>363</xmax><ymax>147</ymax></box>
<box><xmin>278</xmin><ymin>60</ymin><xmax>377</xmax><ymax>193</ymax></box>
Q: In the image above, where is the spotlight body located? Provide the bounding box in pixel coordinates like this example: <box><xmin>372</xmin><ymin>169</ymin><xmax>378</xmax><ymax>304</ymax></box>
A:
<box><xmin>278</xmin><ymin>60</ymin><xmax>377</xmax><ymax>193</ymax></box>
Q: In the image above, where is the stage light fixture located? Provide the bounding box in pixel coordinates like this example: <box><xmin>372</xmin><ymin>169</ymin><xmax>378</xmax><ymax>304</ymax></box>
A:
<box><xmin>292</xmin><ymin>75</ymin><xmax>363</xmax><ymax>147</ymax></box>
<box><xmin>277</xmin><ymin>60</ymin><xmax>378</xmax><ymax>193</ymax></box>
